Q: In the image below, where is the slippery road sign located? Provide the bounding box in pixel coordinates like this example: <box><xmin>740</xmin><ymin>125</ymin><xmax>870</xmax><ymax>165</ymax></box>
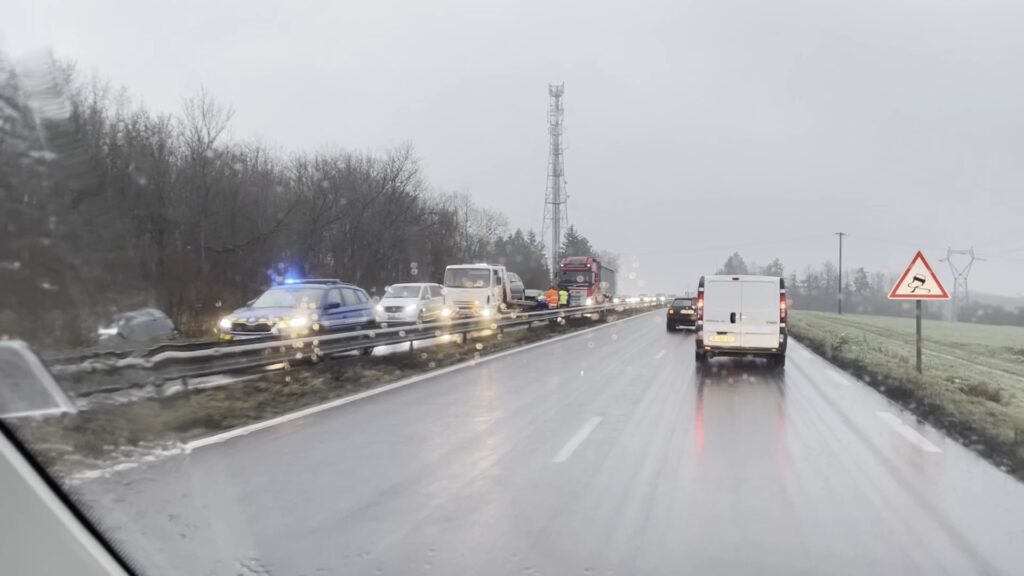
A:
<box><xmin>889</xmin><ymin>251</ymin><xmax>949</xmax><ymax>300</ymax></box>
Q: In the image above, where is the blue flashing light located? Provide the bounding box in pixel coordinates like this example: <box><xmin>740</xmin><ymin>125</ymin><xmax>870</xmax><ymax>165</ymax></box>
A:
<box><xmin>283</xmin><ymin>278</ymin><xmax>302</xmax><ymax>285</ymax></box>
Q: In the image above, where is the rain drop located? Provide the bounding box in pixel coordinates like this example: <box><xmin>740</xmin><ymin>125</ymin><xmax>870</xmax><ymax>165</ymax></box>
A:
<box><xmin>475</xmin><ymin>343</ymin><xmax>483</xmax><ymax>351</ymax></box>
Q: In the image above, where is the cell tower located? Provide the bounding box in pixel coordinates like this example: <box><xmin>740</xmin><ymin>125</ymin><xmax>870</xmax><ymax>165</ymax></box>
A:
<box><xmin>541</xmin><ymin>83</ymin><xmax>569</xmax><ymax>279</ymax></box>
<box><xmin>939</xmin><ymin>247</ymin><xmax>983</xmax><ymax>322</ymax></box>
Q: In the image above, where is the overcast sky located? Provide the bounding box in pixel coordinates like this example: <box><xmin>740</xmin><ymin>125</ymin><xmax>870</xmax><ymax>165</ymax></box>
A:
<box><xmin>4</xmin><ymin>0</ymin><xmax>1024</xmax><ymax>296</ymax></box>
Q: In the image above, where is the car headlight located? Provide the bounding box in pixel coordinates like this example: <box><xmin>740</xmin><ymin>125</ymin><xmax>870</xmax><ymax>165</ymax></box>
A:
<box><xmin>441</xmin><ymin>307</ymin><xmax>452</xmax><ymax>317</ymax></box>
<box><xmin>219</xmin><ymin>317</ymin><xmax>232</xmax><ymax>330</ymax></box>
<box><xmin>585</xmin><ymin>297</ymin><xmax>594</xmax><ymax>306</ymax></box>
<box><xmin>405</xmin><ymin>304</ymin><xmax>417</xmax><ymax>312</ymax></box>
<box><xmin>376</xmin><ymin>304</ymin><xmax>384</xmax><ymax>312</ymax></box>
<box><xmin>481</xmin><ymin>308</ymin><xmax>492</xmax><ymax>318</ymax></box>
<box><xmin>288</xmin><ymin>316</ymin><xmax>307</xmax><ymax>328</ymax></box>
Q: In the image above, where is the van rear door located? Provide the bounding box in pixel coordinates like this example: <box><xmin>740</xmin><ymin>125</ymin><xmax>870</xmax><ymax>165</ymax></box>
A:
<box><xmin>703</xmin><ymin>278</ymin><xmax>742</xmax><ymax>348</ymax></box>
<box><xmin>740</xmin><ymin>278</ymin><xmax>781</xmax><ymax>349</ymax></box>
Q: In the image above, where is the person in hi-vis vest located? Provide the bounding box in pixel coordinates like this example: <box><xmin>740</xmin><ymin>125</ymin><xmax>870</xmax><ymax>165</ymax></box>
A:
<box><xmin>545</xmin><ymin>286</ymin><xmax>559</xmax><ymax>309</ymax></box>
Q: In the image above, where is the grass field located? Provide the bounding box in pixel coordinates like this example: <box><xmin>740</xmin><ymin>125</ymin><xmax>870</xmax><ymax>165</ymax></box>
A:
<box><xmin>790</xmin><ymin>310</ymin><xmax>1024</xmax><ymax>477</ymax></box>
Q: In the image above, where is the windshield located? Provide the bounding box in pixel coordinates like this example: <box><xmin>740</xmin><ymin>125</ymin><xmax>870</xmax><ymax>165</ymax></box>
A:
<box><xmin>385</xmin><ymin>285</ymin><xmax>422</xmax><ymax>299</ymax></box>
<box><xmin>250</xmin><ymin>287</ymin><xmax>324</xmax><ymax>309</ymax></box>
<box><xmin>4</xmin><ymin>4</ymin><xmax>1024</xmax><ymax>576</ymax></box>
<box><xmin>444</xmin><ymin>269</ymin><xmax>491</xmax><ymax>288</ymax></box>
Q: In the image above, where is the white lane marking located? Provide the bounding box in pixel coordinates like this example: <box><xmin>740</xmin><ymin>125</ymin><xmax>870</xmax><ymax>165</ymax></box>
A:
<box><xmin>826</xmin><ymin>369</ymin><xmax>852</xmax><ymax>387</ymax></box>
<box><xmin>876</xmin><ymin>412</ymin><xmax>942</xmax><ymax>453</ymax></box>
<box><xmin>552</xmin><ymin>416</ymin><xmax>603</xmax><ymax>463</ymax></box>
<box><xmin>186</xmin><ymin>313</ymin><xmax>652</xmax><ymax>451</ymax></box>
<box><xmin>654</xmin><ymin>349</ymin><xmax>666</xmax><ymax>359</ymax></box>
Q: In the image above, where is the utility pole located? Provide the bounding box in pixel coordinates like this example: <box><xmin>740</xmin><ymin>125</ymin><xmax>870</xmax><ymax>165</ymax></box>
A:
<box><xmin>939</xmin><ymin>247</ymin><xmax>982</xmax><ymax>322</ymax></box>
<box><xmin>835</xmin><ymin>232</ymin><xmax>847</xmax><ymax>315</ymax></box>
<box><xmin>541</xmin><ymin>83</ymin><xmax>569</xmax><ymax>281</ymax></box>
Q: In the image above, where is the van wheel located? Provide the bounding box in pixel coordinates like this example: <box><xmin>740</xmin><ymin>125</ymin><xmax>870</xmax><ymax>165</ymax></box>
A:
<box><xmin>360</xmin><ymin>346</ymin><xmax>375</xmax><ymax>356</ymax></box>
<box><xmin>695</xmin><ymin>350</ymin><xmax>707</xmax><ymax>364</ymax></box>
<box><xmin>770</xmin><ymin>355</ymin><xmax>786</xmax><ymax>370</ymax></box>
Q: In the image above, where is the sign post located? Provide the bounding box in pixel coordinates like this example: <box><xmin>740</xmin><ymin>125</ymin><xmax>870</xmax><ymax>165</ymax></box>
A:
<box><xmin>888</xmin><ymin>251</ymin><xmax>949</xmax><ymax>374</ymax></box>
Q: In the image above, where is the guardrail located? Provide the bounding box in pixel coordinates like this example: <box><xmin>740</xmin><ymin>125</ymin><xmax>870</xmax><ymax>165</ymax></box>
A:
<box><xmin>55</xmin><ymin>302</ymin><xmax>662</xmax><ymax>398</ymax></box>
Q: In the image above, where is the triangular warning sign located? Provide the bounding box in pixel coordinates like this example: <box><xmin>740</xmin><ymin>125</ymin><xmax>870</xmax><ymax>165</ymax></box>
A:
<box><xmin>889</xmin><ymin>251</ymin><xmax>950</xmax><ymax>300</ymax></box>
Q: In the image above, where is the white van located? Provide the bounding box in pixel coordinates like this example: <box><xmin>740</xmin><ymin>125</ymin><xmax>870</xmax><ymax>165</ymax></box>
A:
<box><xmin>695</xmin><ymin>275</ymin><xmax>787</xmax><ymax>368</ymax></box>
<box><xmin>376</xmin><ymin>283</ymin><xmax>445</xmax><ymax>324</ymax></box>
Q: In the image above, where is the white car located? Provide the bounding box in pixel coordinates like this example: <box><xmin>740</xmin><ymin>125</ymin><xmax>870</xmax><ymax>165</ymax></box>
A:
<box><xmin>695</xmin><ymin>274</ymin><xmax>787</xmax><ymax>369</ymax></box>
<box><xmin>376</xmin><ymin>283</ymin><xmax>445</xmax><ymax>324</ymax></box>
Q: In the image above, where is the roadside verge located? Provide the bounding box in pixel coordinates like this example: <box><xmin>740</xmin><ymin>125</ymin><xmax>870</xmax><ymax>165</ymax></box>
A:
<box><xmin>789</xmin><ymin>311</ymin><xmax>1024</xmax><ymax>479</ymax></box>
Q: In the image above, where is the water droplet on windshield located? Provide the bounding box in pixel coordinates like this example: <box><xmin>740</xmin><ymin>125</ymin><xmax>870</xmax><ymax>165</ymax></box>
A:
<box><xmin>475</xmin><ymin>343</ymin><xmax>483</xmax><ymax>351</ymax></box>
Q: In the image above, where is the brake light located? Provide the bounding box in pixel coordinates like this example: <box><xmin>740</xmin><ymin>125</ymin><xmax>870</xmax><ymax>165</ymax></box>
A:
<box><xmin>780</xmin><ymin>292</ymin><xmax>787</xmax><ymax>323</ymax></box>
<box><xmin>696</xmin><ymin>292</ymin><xmax>704</xmax><ymax>321</ymax></box>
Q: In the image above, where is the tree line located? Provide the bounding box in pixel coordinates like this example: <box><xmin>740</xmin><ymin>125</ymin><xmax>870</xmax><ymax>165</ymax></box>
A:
<box><xmin>716</xmin><ymin>252</ymin><xmax>1024</xmax><ymax>326</ymax></box>
<box><xmin>0</xmin><ymin>52</ymin><xmax>610</xmax><ymax>348</ymax></box>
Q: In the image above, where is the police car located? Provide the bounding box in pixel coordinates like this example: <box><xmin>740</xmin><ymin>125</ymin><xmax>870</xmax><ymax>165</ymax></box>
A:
<box><xmin>218</xmin><ymin>279</ymin><xmax>377</xmax><ymax>348</ymax></box>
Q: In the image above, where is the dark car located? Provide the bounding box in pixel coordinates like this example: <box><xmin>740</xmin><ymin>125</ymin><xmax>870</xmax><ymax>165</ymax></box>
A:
<box><xmin>218</xmin><ymin>279</ymin><xmax>377</xmax><ymax>352</ymax></box>
<box><xmin>666</xmin><ymin>297</ymin><xmax>697</xmax><ymax>331</ymax></box>
<box><xmin>97</xmin><ymin>308</ymin><xmax>179</xmax><ymax>345</ymax></box>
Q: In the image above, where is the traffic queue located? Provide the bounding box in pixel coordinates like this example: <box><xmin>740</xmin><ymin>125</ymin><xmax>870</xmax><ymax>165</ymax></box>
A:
<box><xmin>215</xmin><ymin>258</ymin><xmax>635</xmax><ymax>343</ymax></box>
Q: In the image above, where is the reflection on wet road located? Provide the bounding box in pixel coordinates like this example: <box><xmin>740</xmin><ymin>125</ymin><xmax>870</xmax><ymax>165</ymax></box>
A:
<box><xmin>76</xmin><ymin>313</ymin><xmax>1024</xmax><ymax>575</ymax></box>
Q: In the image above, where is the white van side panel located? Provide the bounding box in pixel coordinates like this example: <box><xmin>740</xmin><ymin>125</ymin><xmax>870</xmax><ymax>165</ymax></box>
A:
<box><xmin>741</xmin><ymin>279</ymin><xmax>781</xmax><ymax>349</ymax></box>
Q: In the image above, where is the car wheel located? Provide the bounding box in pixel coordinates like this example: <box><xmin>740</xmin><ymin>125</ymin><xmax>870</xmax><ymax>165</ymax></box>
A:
<box><xmin>695</xmin><ymin>349</ymin><xmax>707</xmax><ymax>364</ymax></box>
<box><xmin>666</xmin><ymin>322</ymin><xmax>675</xmax><ymax>332</ymax></box>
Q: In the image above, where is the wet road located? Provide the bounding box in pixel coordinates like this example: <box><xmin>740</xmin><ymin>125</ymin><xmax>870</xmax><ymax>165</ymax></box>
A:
<box><xmin>77</xmin><ymin>312</ymin><xmax>1024</xmax><ymax>575</ymax></box>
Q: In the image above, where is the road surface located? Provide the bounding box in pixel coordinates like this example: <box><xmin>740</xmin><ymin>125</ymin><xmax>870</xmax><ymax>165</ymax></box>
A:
<box><xmin>74</xmin><ymin>312</ymin><xmax>1024</xmax><ymax>575</ymax></box>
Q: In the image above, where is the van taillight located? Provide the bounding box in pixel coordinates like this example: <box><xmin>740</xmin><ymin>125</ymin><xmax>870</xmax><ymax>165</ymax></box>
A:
<box><xmin>780</xmin><ymin>293</ymin><xmax>787</xmax><ymax>323</ymax></box>
<box><xmin>697</xmin><ymin>293</ymin><xmax>704</xmax><ymax>321</ymax></box>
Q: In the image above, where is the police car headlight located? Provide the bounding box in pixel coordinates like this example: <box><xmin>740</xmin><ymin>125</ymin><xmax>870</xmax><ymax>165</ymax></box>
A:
<box><xmin>288</xmin><ymin>316</ymin><xmax>307</xmax><ymax>328</ymax></box>
<box><xmin>441</xmin><ymin>307</ymin><xmax>452</xmax><ymax>317</ymax></box>
<box><xmin>481</xmin><ymin>308</ymin><xmax>492</xmax><ymax>318</ymax></box>
<box><xmin>405</xmin><ymin>304</ymin><xmax>417</xmax><ymax>312</ymax></box>
<box><xmin>376</xmin><ymin>304</ymin><xmax>384</xmax><ymax>312</ymax></box>
<box><xmin>219</xmin><ymin>317</ymin><xmax>232</xmax><ymax>330</ymax></box>
<box><xmin>585</xmin><ymin>297</ymin><xmax>594</xmax><ymax>306</ymax></box>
